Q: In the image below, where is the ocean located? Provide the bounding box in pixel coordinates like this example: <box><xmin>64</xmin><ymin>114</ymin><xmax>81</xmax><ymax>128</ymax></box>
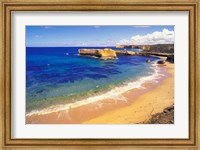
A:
<box><xmin>26</xmin><ymin>47</ymin><xmax>161</xmax><ymax>113</ymax></box>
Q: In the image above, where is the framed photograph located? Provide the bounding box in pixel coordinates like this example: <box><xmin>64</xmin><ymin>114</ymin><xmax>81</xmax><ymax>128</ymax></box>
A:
<box><xmin>1</xmin><ymin>0</ymin><xmax>199</xmax><ymax>149</ymax></box>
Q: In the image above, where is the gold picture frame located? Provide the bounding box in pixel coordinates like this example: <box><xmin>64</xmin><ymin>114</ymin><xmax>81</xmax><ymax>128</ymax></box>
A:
<box><xmin>0</xmin><ymin>0</ymin><xmax>199</xmax><ymax>149</ymax></box>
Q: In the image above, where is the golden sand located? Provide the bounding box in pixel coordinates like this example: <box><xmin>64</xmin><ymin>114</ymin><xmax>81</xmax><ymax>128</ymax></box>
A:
<box><xmin>83</xmin><ymin>62</ymin><xmax>174</xmax><ymax>124</ymax></box>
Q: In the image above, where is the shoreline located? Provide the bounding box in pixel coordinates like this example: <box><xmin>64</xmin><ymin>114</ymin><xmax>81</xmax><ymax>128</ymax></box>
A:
<box><xmin>83</xmin><ymin>62</ymin><xmax>174</xmax><ymax>124</ymax></box>
<box><xmin>26</xmin><ymin>62</ymin><xmax>173</xmax><ymax>124</ymax></box>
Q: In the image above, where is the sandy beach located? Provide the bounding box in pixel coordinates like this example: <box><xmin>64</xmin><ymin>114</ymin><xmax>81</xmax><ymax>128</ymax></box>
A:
<box><xmin>84</xmin><ymin>62</ymin><xmax>174</xmax><ymax>124</ymax></box>
<box><xmin>26</xmin><ymin>62</ymin><xmax>174</xmax><ymax>124</ymax></box>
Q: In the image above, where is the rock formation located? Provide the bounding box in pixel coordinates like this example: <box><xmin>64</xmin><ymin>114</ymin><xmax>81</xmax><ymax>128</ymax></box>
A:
<box><xmin>144</xmin><ymin>105</ymin><xmax>174</xmax><ymax>124</ymax></box>
<box><xmin>115</xmin><ymin>45</ymin><xmax>124</xmax><ymax>48</ymax></box>
<box><xmin>166</xmin><ymin>55</ymin><xmax>174</xmax><ymax>63</ymax></box>
<box><xmin>146</xmin><ymin>59</ymin><xmax>151</xmax><ymax>63</ymax></box>
<box><xmin>115</xmin><ymin>50</ymin><xmax>137</xmax><ymax>55</ymax></box>
<box><xmin>117</xmin><ymin>44</ymin><xmax>174</xmax><ymax>53</ymax></box>
<box><xmin>79</xmin><ymin>48</ymin><xmax>117</xmax><ymax>59</ymax></box>
<box><xmin>157</xmin><ymin>60</ymin><xmax>166</xmax><ymax>64</ymax></box>
<box><xmin>79</xmin><ymin>48</ymin><xmax>174</xmax><ymax>62</ymax></box>
<box><xmin>100</xmin><ymin>48</ymin><xmax>117</xmax><ymax>59</ymax></box>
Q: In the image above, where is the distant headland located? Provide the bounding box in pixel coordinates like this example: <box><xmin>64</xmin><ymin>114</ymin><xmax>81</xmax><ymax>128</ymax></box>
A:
<box><xmin>116</xmin><ymin>44</ymin><xmax>174</xmax><ymax>53</ymax></box>
<box><xmin>78</xmin><ymin>44</ymin><xmax>174</xmax><ymax>62</ymax></box>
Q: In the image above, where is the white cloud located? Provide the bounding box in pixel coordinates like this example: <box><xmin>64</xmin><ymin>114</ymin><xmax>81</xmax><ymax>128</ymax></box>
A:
<box><xmin>105</xmin><ymin>39</ymin><xmax>117</xmax><ymax>46</ymax></box>
<box><xmin>118</xmin><ymin>28</ymin><xmax>174</xmax><ymax>45</ymax></box>
<box><xmin>80</xmin><ymin>42</ymin><xmax>88</xmax><ymax>46</ymax></box>
<box><xmin>117</xmin><ymin>39</ymin><xmax>131</xmax><ymax>45</ymax></box>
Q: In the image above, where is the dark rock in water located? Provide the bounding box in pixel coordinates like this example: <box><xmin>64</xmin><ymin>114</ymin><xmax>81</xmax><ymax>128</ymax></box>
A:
<box><xmin>167</xmin><ymin>55</ymin><xmax>174</xmax><ymax>63</ymax></box>
<box><xmin>157</xmin><ymin>60</ymin><xmax>165</xmax><ymax>64</ymax></box>
<box><xmin>146</xmin><ymin>59</ymin><xmax>151</xmax><ymax>63</ymax></box>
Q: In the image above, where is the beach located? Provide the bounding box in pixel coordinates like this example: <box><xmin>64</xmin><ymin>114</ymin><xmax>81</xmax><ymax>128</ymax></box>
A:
<box><xmin>26</xmin><ymin>62</ymin><xmax>174</xmax><ymax>124</ymax></box>
<box><xmin>84</xmin><ymin>62</ymin><xmax>174</xmax><ymax>124</ymax></box>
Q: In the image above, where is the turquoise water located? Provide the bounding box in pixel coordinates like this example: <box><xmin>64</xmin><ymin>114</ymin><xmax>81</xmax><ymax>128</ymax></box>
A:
<box><xmin>26</xmin><ymin>47</ymin><xmax>160</xmax><ymax>113</ymax></box>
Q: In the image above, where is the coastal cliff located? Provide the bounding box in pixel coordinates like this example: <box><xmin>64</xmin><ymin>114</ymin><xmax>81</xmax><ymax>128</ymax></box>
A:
<box><xmin>79</xmin><ymin>48</ymin><xmax>173</xmax><ymax>59</ymax></box>
<box><xmin>115</xmin><ymin>50</ymin><xmax>137</xmax><ymax>55</ymax></box>
<box><xmin>117</xmin><ymin>44</ymin><xmax>174</xmax><ymax>53</ymax></box>
<box><xmin>79</xmin><ymin>45</ymin><xmax>174</xmax><ymax>62</ymax></box>
<box><xmin>79</xmin><ymin>48</ymin><xmax>117</xmax><ymax>59</ymax></box>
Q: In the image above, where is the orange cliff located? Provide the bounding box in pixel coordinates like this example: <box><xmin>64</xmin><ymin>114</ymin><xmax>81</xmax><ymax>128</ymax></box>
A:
<box><xmin>79</xmin><ymin>48</ymin><xmax>117</xmax><ymax>59</ymax></box>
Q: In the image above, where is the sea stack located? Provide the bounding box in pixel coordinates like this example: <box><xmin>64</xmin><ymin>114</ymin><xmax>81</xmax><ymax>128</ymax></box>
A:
<box><xmin>79</xmin><ymin>48</ymin><xmax>117</xmax><ymax>59</ymax></box>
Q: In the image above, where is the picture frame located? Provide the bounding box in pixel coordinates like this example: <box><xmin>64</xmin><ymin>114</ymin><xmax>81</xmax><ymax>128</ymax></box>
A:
<box><xmin>0</xmin><ymin>0</ymin><xmax>199</xmax><ymax>149</ymax></box>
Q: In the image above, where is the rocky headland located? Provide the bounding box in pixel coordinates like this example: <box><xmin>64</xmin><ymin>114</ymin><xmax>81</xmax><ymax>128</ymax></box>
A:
<box><xmin>117</xmin><ymin>44</ymin><xmax>174</xmax><ymax>53</ymax></box>
<box><xmin>79</xmin><ymin>46</ymin><xmax>174</xmax><ymax>62</ymax></box>
<box><xmin>78</xmin><ymin>48</ymin><xmax>117</xmax><ymax>60</ymax></box>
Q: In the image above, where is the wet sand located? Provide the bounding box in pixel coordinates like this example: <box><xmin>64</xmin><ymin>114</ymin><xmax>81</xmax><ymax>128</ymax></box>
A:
<box><xmin>26</xmin><ymin>62</ymin><xmax>174</xmax><ymax>124</ymax></box>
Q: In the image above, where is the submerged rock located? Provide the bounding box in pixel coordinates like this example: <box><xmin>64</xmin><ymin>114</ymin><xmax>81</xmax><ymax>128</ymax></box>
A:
<box><xmin>157</xmin><ymin>60</ymin><xmax>165</xmax><ymax>64</ymax></box>
<box><xmin>146</xmin><ymin>59</ymin><xmax>151</xmax><ymax>63</ymax></box>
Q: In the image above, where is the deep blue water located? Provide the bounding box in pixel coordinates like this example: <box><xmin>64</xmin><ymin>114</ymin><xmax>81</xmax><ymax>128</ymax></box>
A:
<box><xmin>26</xmin><ymin>47</ymin><xmax>159</xmax><ymax>112</ymax></box>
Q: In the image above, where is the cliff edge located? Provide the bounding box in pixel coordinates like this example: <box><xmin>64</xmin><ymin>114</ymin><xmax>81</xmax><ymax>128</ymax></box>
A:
<box><xmin>79</xmin><ymin>48</ymin><xmax>117</xmax><ymax>60</ymax></box>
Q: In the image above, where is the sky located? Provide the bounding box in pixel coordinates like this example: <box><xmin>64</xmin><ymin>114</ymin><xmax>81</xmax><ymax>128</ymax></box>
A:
<box><xmin>26</xmin><ymin>25</ymin><xmax>174</xmax><ymax>47</ymax></box>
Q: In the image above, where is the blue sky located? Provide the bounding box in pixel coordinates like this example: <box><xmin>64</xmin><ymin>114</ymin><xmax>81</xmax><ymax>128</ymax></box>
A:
<box><xmin>26</xmin><ymin>26</ymin><xmax>174</xmax><ymax>47</ymax></box>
